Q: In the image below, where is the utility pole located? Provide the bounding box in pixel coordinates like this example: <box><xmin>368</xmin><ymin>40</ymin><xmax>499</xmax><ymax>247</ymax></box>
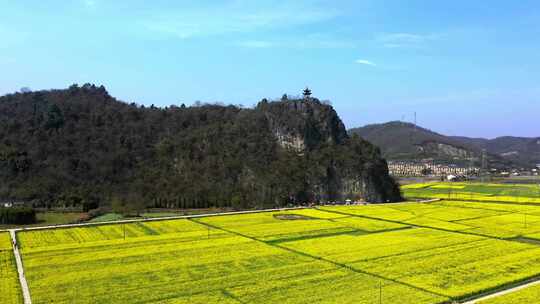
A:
<box><xmin>537</xmin><ymin>182</ymin><xmax>540</xmax><ymax>197</ymax></box>
<box><xmin>481</xmin><ymin>149</ymin><xmax>488</xmax><ymax>183</ymax></box>
<box><xmin>414</xmin><ymin>112</ymin><xmax>418</xmax><ymax>150</ymax></box>
<box><xmin>379</xmin><ymin>281</ymin><xmax>382</xmax><ymax>304</ymax></box>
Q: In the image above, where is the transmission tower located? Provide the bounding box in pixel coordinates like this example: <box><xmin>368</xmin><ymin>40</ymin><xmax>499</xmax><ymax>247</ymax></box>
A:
<box><xmin>481</xmin><ymin>149</ymin><xmax>488</xmax><ymax>182</ymax></box>
<box><xmin>412</xmin><ymin>112</ymin><xmax>417</xmax><ymax>145</ymax></box>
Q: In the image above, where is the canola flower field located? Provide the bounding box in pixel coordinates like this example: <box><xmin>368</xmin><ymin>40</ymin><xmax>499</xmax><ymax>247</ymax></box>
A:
<box><xmin>7</xmin><ymin>193</ymin><xmax>540</xmax><ymax>304</ymax></box>
<box><xmin>402</xmin><ymin>182</ymin><xmax>540</xmax><ymax>204</ymax></box>
<box><xmin>479</xmin><ymin>283</ymin><xmax>540</xmax><ymax>304</ymax></box>
<box><xmin>0</xmin><ymin>232</ymin><xmax>22</xmax><ymax>304</ymax></box>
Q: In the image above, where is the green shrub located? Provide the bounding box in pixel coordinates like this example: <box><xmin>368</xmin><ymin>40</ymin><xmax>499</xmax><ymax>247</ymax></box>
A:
<box><xmin>0</xmin><ymin>207</ymin><xmax>37</xmax><ymax>224</ymax></box>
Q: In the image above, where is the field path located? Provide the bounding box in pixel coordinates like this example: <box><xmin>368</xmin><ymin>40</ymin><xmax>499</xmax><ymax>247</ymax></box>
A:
<box><xmin>461</xmin><ymin>277</ymin><xmax>540</xmax><ymax>303</ymax></box>
<box><xmin>1</xmin><ymin>206</ymin><xmax>307</xmax><ymax>233</ymax></box>
<box><xmin>9</xmin><ymin>229</ymin><xmax>32</xmax><ymax>304</ymax></box>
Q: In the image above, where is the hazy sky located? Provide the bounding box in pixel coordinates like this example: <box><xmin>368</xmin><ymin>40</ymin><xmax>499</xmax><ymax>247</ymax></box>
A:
<box><xmin>1</xmin><ymin>0</ymin><xmax>539</xmax><ymax>138</ymax></box>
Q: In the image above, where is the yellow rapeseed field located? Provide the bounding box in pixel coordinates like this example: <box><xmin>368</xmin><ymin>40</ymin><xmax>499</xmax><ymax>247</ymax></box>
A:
<box><xmin>9</xmin><ymin>196</ymin><xmax>540</xmax><ymax>303</ymax></box>
<box><xmin>0</xmin><ymin>232</ymin><xmax>22</xmax><ymax>304</ymax></box>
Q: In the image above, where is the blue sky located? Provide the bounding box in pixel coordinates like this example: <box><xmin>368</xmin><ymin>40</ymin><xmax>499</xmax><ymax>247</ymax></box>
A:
<box><xmin>1</xmin><ymin>0</ymin><xmax>539</xmax><ymax>138</ymax></box>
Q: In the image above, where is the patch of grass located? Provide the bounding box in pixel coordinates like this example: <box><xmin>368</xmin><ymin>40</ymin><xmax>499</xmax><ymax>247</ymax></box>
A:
<box><xmin>89</xmin><ymin>213</ymin><xmax>125</xmax><ymax>223</ymax></box>
<box><xmin>0</xmin><ymin>212</ymin><xmax>85</xmax><ymax>229</ymax></box>
<box><xmin>403</xmin><ymin>182</ymin><xmax>540</xmax><ymax>204</ymax></box>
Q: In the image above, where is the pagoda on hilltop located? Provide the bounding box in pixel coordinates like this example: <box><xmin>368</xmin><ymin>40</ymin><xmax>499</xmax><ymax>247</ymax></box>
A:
<box><xmin>303</xmin><ymin>87</ymin><xmax>312</xmax><ymax>100</ymax></box>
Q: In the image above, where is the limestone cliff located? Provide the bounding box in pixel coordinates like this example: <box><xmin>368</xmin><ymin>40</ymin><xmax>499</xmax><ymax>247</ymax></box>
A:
<box><xmin>259</xmin><ymin>99</ymin><xmax>347</xmax><ymax>152</ymax></box>
<box><xmin>257</xmin><ymin>98</ymin><xmax>401</xmax><ymax>203</ymax></box>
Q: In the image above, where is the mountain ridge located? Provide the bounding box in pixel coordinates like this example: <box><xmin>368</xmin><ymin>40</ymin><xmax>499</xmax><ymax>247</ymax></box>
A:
<box><xmin>349</xmin><ymin>121</ymin><xmax>540</xmax><ymax>167</ymax></box>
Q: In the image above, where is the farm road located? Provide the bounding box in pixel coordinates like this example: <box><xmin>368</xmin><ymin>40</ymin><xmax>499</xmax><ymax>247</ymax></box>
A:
<box><xmin>461</xmin><ymin>278</ymin><xmax>540</xmax><ymax>303</ymax></box>
<box><xmin>9</xmin><ymin>229</ymin><xmax>32</xmax><ymax>304</ymax></box>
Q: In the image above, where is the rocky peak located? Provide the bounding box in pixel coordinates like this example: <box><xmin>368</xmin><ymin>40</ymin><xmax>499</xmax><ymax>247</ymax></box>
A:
<box><xmin>257</xmin><ymin>98</ymin><xmax>348</xmax><ymax>151</ymax></box>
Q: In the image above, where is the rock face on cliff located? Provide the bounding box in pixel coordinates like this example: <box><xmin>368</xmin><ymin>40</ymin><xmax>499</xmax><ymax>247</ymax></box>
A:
<box><xmin>259</xmin><ymin>99</ymin><xmax>348</xmax><ymax>152</ymax></box>
<box><xmin>0</xmin><ymin>85</ymin><xmax>401</xmax><ymax>211</ymax></box>
<box><xmin>258</xmin><ymin>98</ymin><xmax>401</xmax><ymax>203</ymax></box>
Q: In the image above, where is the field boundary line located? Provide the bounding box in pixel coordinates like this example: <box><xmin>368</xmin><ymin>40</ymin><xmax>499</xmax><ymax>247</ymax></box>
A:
<box><xmin>405</xmin><ymin>196</ymin><xmax>540</xmax><ymax>206</ymax></box>
<box><xmin>9</xmin><ymin>230</ymin><xmax>32</xmax><ymax>304</ymax></box>
<box><xmin>190</xmin><ymin>218</ymin><xmax>451</xmax><ymax>301</ymax></box>
<box><xmin>315</xmin><ymin>207</ymin><xmax>510</xmax><ymax>241</ymax></box>
<box><xmin>0</xmin><ymin>207</ymin><xmax>307</xmax><ymax>233</ymax></box>
<box><xmin>460</xmin><ymin>275</ymin><xmax>540</xmax><ymax>303</ymax></box>
<box><xmin>0</xmin><ymin>201</ymin><xmax>439</xmax><ymax>233</ymax></box>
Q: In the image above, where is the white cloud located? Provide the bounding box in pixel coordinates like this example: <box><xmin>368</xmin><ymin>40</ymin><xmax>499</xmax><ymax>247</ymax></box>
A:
<box><xmin>143</xmin><ymin>1</ymin><xmax>340</xmax><ymax>39</ymax></box>
<box><xmin>355</xmin><ymin>59</ymin><xmax>376</xmax><ymax>66</ymax></box>
<box><xmin>377</xmin><ymin>32</ymin><xmax>439</xmax><ymax>49</ymax></box>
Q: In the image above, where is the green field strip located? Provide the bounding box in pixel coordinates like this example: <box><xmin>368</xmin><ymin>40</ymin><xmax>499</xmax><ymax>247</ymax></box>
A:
<box><xmin>506</xmin><ymin>236</ymin><xmax>540</xmax><ymax>246</ymax></box>
<box><xmin>403</xmin><ymin>183</ymin><xmax>540</xmax><ymax>205</ymax></box>
<box><xmin>325</xmin><ymin>219</ymin><xmax>413</xmax><ymax>236</ymax></box>
<box><xmin>266</xmin><ymin>228</ymin><xmax>367</xmax><ymax>244</ymax></box>
<box><xmin>410</xmin><ymin>204</ymin><xmax>512</xmax><ymax>223</ymax></box>
<box><xmin>315</xmin><ymin>207</ymin><xmax>511</xmax><ymax>241</ymax></box>
<box><xmin>135</xmin><ymin>222</ymin><xmax>159</xmax><ymax>235</ymax></box>
<box><xmin>431</xmin><ymin>201</ymin><xmax>514</xmax><ymax>212</ymax></box>
<box><xmin>434</xmin><ymin>200</ymin><xmax>540</xmax><ymax>217</ymax></box>
<box><xmin>446</xmin><ymin>213</ymin><xmax>512</xmax><ymax>223</ymax></box>
<box><xmin>431</xmin><ymin>198</ymin><xmax>540</xmax><ymax>206</ymax></box>
<box><xmin>454</xmin><ymin>213</ymin><xmax>540</xmax><ymax>239</ymax></box>
<box><xmin>346</xmin><ymin>237</ymin><xmax>487</xmax><ymax>265</ymax></box>
<box><xmin>221</xmin><ymin>289</ymin><xmax>247</xmax><ymax>304</ymax></box>
<box><xmin>319</xmin><ymin>203</ymin><xmax>540</xmax><ymax>240</ymax></box>
<box><xmin>190</xmin><ymin>218</ymin><xmax>451</xmax><ymax>301</ymax></box>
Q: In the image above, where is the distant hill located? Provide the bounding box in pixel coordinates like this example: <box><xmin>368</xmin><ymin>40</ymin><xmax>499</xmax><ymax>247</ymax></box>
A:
<box><xmin>0</xmin><ymin>84</ymin><xmax>401</xmax><ymax>211</ymax></box>
<box><xmin>349</xmin><ymin>121</ymin><xmax>476</xmax><ymax>161</ymax></box>
<box><xmin>451</xmin><ymin>136</ymin><xmax>540</xmax><ymax>167</ymax></box>
<box><xmin>349</xmin><ymin>121</ymin><xmax>539</xmax><ymax>167</ymax></box>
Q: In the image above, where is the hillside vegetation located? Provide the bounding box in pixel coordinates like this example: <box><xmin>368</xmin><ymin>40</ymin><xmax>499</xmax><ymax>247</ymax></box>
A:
<box><xmin>349</xmin><ymin>121</ymin><xmax>472</xmax><ymax>160</ymax></box>
<box><xmin>0</xmin><ymin>84</ymin><xmax>400</xmax><ymax>211</ymax></box>
<box><xmin>350</xmin><ymin>121</ymin><xmax>538</xmax><ymax>167</ymax></box>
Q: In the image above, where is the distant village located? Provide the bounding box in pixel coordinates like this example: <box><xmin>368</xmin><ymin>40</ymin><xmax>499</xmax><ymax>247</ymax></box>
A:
<box><xmin>388</xmin><ymin>160</ymin><xmax>540</xmax><ymax>180</ymax></box>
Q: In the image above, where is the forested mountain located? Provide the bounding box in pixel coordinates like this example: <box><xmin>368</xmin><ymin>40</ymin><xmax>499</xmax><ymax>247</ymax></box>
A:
<box><xmin>451</xmin><ymin>136</ymin><xmax>540</xmax><ymax>167</ymax></box>
<box><xmin>349</xmin><ymin>121</ymin><xmax>477</xmax><ymax>161</ymax></box>
<box><xmin>349</xmin><ymin>121</ymin><xmax>538</xmax><ymax>167</ymax></box>
<box><xmin>0</xmin><ymin>84</ymin><xmax>401</xmax><ymax>211</ymax></box>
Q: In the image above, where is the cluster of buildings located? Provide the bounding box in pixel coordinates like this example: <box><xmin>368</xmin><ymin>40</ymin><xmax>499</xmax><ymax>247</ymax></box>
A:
<box><xmin>389</xmin><ymin>160</ymin><xmax>540</xmax><ymax>179</ymax></box>
<box><xmin>495</xmin><ymin>167</ymin><xmax>539</xmax><ymax>177</ymax></box>
<box><xmin>388</xmin><ymin>161</ymin><xmax>479</xmax><ymax>177</ymax></box>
